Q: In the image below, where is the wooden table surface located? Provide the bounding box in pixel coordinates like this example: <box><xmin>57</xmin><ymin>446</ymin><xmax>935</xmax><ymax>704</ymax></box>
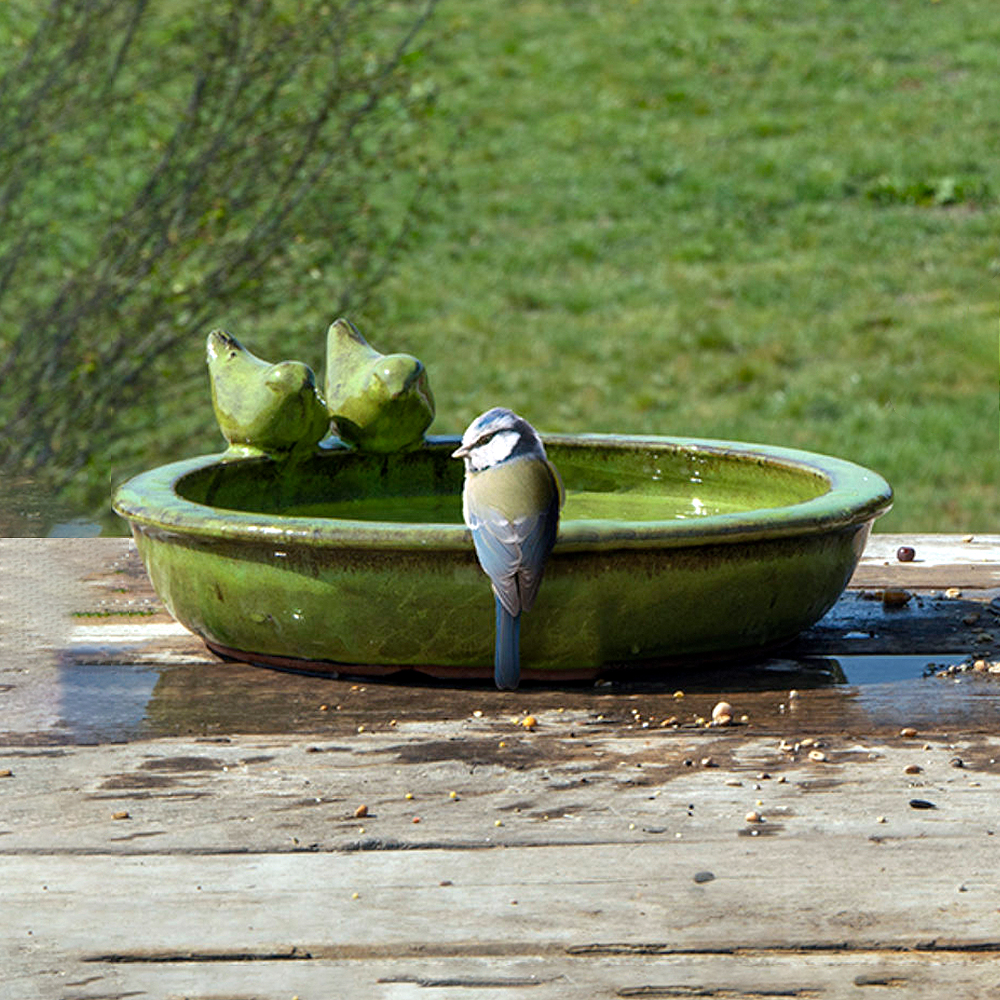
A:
<box><xmin>2</xmin><ymin>535</ymin><xmax>1000</xmax><ymax>999</ymax></box>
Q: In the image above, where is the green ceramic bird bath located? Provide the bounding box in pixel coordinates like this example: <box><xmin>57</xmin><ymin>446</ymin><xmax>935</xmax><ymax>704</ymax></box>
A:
<box><xmin>113</xmin><ymin>434</ymin><xmax>892</xmax><ymax>680</ymax></box>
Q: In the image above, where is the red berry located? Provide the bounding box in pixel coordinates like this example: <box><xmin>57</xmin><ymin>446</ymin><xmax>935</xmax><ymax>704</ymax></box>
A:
<box><xmin>896</xmin><ymin>546</ymin><xmax>915</xmax><ymax>562</ymax></box>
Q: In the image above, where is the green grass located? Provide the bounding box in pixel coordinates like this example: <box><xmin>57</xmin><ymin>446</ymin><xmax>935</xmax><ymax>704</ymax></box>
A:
<box><xmin>358</xmin><ymin>0</ymin><xmax>1000</xmax><ymax>533</ymax></box>
<box><xmin>24</xmin><ymin>0</ymin><xmax>1000</xmax><ymax>533</ymax></box>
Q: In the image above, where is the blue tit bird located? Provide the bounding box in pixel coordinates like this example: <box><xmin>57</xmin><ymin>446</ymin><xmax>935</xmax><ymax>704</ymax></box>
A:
<box><xmin>452</xmin><ymin>408</ymin><xmax>563</xmax><ymax>690</ymax></box>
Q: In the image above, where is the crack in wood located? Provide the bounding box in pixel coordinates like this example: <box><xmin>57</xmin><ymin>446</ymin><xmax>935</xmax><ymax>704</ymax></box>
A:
<box><xmin>617</xmin><ymin>989</ymin><xmax>817</xmax><ymax>998</ymax></box>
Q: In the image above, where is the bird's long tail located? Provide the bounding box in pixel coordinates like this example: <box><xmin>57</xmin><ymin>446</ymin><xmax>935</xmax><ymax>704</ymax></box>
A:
<box><xmin>494</xmin><ymin>597</ymin><xmax>521</xmax><ymax>690</ymax></box>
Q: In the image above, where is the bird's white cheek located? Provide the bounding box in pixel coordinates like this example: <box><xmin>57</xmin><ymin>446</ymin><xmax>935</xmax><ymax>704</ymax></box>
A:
<box><xmin>472</xmin><ymin>430</ymin><xmax>518</xmax><ymax>470</ymax></box>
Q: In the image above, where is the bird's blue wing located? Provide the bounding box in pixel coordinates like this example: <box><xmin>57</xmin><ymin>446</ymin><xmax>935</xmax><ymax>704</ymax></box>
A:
<box><xmin>467</xmin><ymin>508</ymin><xmax>523</xmax><ymax>616</ymax></box>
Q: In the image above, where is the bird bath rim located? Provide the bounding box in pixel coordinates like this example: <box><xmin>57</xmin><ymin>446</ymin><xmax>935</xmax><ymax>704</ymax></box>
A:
<box><xmin>113</xmin><ymin>433</ymin><xmax>892</xmax><ymax>551</ymax></box>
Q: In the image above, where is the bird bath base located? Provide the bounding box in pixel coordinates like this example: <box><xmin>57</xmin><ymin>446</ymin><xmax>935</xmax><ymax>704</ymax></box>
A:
<box><xmin>113</xmin><ymin>434</ymin><xmax>892</xmax><ymax>679</ymax></box>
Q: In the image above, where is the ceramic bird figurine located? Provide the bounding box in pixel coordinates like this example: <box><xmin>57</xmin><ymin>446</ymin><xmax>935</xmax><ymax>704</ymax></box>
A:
<box><xmin>452</xmin><ymin>408</ymin><xmax>563</xmax><ymax>690</ymax></box>
<box><xmin>324</xmin><ymin>318</ymin><xmax>434</xmax><ymax>452</ymax></box>
<box><xmin>206</xmin><ymin>330</ymin><xmax>329</xmax><ymax>458</ymax></box>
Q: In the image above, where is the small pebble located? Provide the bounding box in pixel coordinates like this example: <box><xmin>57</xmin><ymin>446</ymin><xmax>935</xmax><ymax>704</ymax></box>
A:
<box><xmin>693</xmin><ymin>870</ymin><xmax>715</xmax><ymax>884</ymax></box>
<box><xmin>904</xmin><ymin>764</ymin><xmax>922</xmax><ymax>775</ymax></box>
<box><xmin>950</xmin><ymin>757</ymin><xmax>965</xmax><ymax>768</ymax></box>
<box><xmin>909</xmin><ymin>798</ymin><xmax>936</xmax><ymax>810</ymax></box>
<box><xmin>896</xmin><ymin>545</ymin><xmax>916</xmax><ymax>562</ymax></box>
<box><xmin>712</xmin><ymin>701</ymin><xmax>733</xmax><ymax>722</ymax></box>
<box><xmin>900</xmin><ymin>727</ymin><xmax>918</xmax><ymax>738</ymax></box>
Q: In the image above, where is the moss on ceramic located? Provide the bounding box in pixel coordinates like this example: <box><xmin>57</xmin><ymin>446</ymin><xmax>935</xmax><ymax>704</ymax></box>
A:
<box><xmin>113</xmin><ymin>435</ymin><xmax>892</xmax><ymax>676</ymax></box>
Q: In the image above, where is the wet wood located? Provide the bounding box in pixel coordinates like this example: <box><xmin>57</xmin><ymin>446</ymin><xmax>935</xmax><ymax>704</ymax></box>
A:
<box><xmin>2</xmin><ymin>535</ymin><xmax>1000</xmax><ymax>998</ymax></box>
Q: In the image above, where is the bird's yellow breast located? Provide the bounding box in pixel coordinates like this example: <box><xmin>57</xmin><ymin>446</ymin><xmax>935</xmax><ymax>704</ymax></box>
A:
<box><xmin>464</xmin><ymin>456</ymin><xmax>563</xmax><ymax>521</ymax></box>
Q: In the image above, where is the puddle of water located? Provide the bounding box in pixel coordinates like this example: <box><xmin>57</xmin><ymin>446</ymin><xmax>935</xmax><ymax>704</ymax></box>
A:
<box><xmin>11</xmin><ymin>649</ymin><xmax>994</xmax><ymax>746</ymax></box>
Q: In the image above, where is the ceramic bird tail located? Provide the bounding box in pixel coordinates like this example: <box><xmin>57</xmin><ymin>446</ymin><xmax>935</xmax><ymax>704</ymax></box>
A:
<box><xmin>206</xmin><ymin>330</ymin><xmax>329</xmax><ymax>458</ymax></box>
<box><xmin>324</xmin><ymin>318</ymin><xmax>434</xmax><ymax>453</ymax></box>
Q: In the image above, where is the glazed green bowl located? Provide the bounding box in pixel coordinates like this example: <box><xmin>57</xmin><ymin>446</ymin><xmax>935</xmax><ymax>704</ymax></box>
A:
<box><xmin>112</xmin><ymin>434</ymin><xmax>891</xmax><ymax>679</ymax></box>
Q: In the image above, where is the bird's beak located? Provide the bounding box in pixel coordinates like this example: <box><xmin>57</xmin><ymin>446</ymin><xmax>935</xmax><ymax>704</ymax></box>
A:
<box><xmin>451</xmin><ymin>443</ymin><xmax>469</xmax><ymax>459</ymax></box>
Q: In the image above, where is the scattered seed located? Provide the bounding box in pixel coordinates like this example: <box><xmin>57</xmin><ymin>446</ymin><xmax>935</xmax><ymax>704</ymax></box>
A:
<box><xmin>693</xmin><ymin>870</ymin><xmax>715</xmax><ymax>884</ymax></box>
<box><xmin>896</xmin><ymin>546</ymin><xmax>916</xmax><ymax>562</ymax></box>
<box><xmin>876</xmin><ymin>816</ymin><xmax>887</xmax><ymax>824</ymax></box>
<box><xmin>494</xmin><ymin>819</ymin><xmax>503</xmax><ymax>827</ymax></box>
<box><xmin>449</xmin><ymin>791</ymin><xmax>459</xmax><ymax>800</ymax></box>
<box><xmin>713</xmin><ymin>714</ymin><xmax>733</xmax><ymax>727</ymax></box>
<box><xmin>712</xmin><ymin>701</ymin><xmax>733</xmax><ymax>721</ymax></box>
<box><xmin>788</xmin><ymin>689</ymin><xmax>799</xmax><ymax>700</ymax></box>
<box><xmin>412</xmin><ymin>816</ymin><xmax>421</xmax><ymax>824</ymax></box>
<box><xmin>757</xmin><ymin>772</ymin><xmax>771</xmax><ymax>780</ymax></box>
<box><xmin>945</xmin><ymin>588</ymin><xmax>962</xmax><ymax>599</ymax></box>
<box><xmin>694</xmin><ymin>716</ymin><xmax>707</xmax><ymax>726</ymax></box>
<box><xmin>808</xmin><ymin>750</ymin><xmax>828</xmax><ymax>762</ymax></box>
<box><xmin>950</xmin><ymin>757</ymin><xmax>965</xmax><ymax>768</ymax></box>
<box><xmin>498</xmin><ymin>741</ymin><xmax>507</xmax><ymax>748</ymax></box>
<box><xmin>0</xmin><ymin>768</ymin><xmax>12</xmax><ymax>778</ymax></box>
<box><xmin>112</xmin><ymin>811</ymin><xmax>130</xmax><ymax>820</ymax></box>
<box><xmin>725</xmin><ymin>779</ymin><xmax>742</xmax><ymax>787</ymax></box>
<box><xmin>405</xmin><ymin>792</ymin><xmax>414</xmax><ymax>800</ymax></box>
<box><xmin>904</xmin><ymin>764</ymin><xmax>922</xmax><ymax>775</ymax></box>
<box><xmin>356</xmin><ymin>725</ymin><xmax>365</xmax><ymax>733</ymax></box>
<box><xmin>521</xmin><ymin>715</ymin><xmax>537</xmax><ymax>730</ymax></box>
<box><xmin>701</xmin><ymin>757</ymin><xmax>718</xmax><ymax>768</ymax></box>
<box><xmin>472</xmin><ymin>710</ymin><xmax>483</xmax><ymax>718</ymax></box>
<box><xmin>909</xmin><ymin>798</ymin><xmax>936</xmax><ymax>810</ymax></box>
<box><xmin>962</xmin><ymin>534</ymin><xmax>975</xmax><ymax>543</ymax></box>
<box><xmin>745</xmin><ymin>810</ymin><xmax>764</xmax><ymax>823</ymax></box>
<box><xmin>900</xmin><ymin>727</ymin><xmax>918</xmax><ymax>738</ymax></box>
<box><xmin>881</xmin><ymin>589</ymin><xmax>911</xmax><ymax>607</ymax></box>
<box><xmin>673</xmin><ymin>690</ymin><xmax>685</xmax><ymax>698</ymax></box>
<box><xmin>354</xmin><ymin>804</ymin><xmax>368</xmax><ymax>818</ymax></box>
<box><xmin>352</xmin><ymin>892</ymin><xmax>360</xmax><ymax>899</ymax></box>
<box><xmin>319</xmin><ymin>704</ymin><xmax>329</xmax><ymax>711</ymax></box>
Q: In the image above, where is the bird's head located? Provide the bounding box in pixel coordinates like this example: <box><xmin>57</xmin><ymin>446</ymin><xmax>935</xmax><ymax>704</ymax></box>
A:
<box><xmin>451</xmin><ymin>407</ymin><xmax>546</xmax><ymax>473</ymax></box>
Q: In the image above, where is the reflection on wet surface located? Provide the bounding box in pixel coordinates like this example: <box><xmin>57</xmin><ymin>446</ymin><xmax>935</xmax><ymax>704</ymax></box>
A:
<box><xmin>26</xmin><ymin>646</ymin><xmax>996</xmax><ymax>746</ymax></box>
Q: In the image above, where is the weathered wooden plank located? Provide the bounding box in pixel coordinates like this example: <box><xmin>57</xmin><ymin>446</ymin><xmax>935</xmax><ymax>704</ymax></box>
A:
<box><xmin>852</xmin><ymin>534</ymin><xmax>1000</xmax><ymax>588</ymax></box>
<box><xmin>5</xmin><ymin>834</ymin><xmax>1000</xmax><ymax>997</ymax></box>
<box><xmin>2</xmin><ymin>728</ymin><xmax>999</xmax><ymax>851</ymax></box>
<box><xmin>10</xmin><ymin>950</ymin><xmax>1000</xmax><ymax>1000</ymax></box>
